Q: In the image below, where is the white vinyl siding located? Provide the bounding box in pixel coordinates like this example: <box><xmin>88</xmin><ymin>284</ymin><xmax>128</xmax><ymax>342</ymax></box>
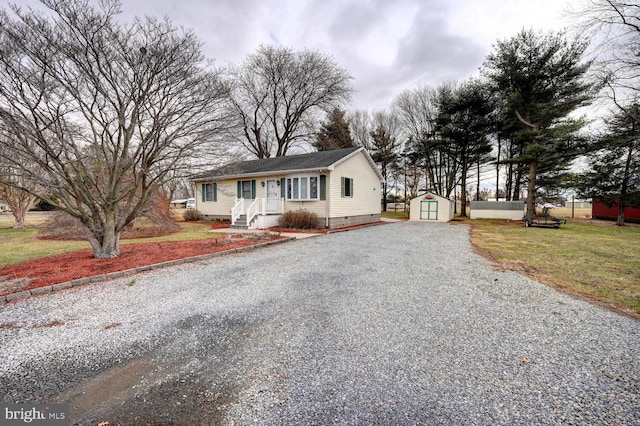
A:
<box><xmin>330</xmin><ymin>152</ymin><xmax>381</xmax><ymax>217</ymax></box>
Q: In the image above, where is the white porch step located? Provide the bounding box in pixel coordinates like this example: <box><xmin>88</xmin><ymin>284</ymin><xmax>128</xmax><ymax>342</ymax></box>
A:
<box><xmin>231</xmin><ymin>214</ymin><xmax>250</xmax><ymax>229</ymax></box>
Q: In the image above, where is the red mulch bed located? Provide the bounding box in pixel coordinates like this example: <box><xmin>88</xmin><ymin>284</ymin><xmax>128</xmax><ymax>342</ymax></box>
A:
<box><xmin>269</xmin><ymin>221</ymin><xmax>386</xmax><ymax>234</ymax></box>
<box><xmin>0</xmin><ymin>235</ymin><xmax>277</xmax><ymax>296</ymax></box>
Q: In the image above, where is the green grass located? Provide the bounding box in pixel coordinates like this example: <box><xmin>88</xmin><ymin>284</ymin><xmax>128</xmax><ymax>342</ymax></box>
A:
<box><xmin>0</xmin><ymin>220</ymin><xmax>223</xmax><ymax>268</ymax></box>
<box><xmin>381</xmin><ymin>210</ymin><xmax>409</xmax><ymax>220</ymax></box>
<box><xmin>468</xmin><ymin>219</ymin><xmax>640</xmax><ymax>317</ymax></box>
<box><xmin>0</xmin><ymin>227</ymin><xmax>90</xmax><ymax>268</ymax></box>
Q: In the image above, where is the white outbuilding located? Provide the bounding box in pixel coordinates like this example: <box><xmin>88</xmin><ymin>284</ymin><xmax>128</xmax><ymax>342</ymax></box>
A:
<box><xmin>409</xmin><ymin>192</ymin><xmax>454</xmax><ymax>223</ymax></box>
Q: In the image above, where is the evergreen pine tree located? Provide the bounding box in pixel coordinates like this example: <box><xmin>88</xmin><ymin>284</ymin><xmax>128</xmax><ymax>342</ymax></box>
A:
<box><xmin>483</xmin><ymin>29</ymin><xmax>595</xmax><ymax>220</ymax></box>
<box><xmin>577</xmin><ymin>104</ymin><xmax>640</xmax><ymax>225</ymax></box>
<box><xmin>313</xmin><ymin>108</ymin><xmax>355</xmax><ymax>151</ymax></box>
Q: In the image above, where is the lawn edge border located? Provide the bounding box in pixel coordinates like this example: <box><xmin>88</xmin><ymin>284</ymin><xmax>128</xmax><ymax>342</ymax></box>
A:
<box><xmin>1</xmin><ymin>237</ymin><xmax>294</xmax><ymax>304</ymax></box>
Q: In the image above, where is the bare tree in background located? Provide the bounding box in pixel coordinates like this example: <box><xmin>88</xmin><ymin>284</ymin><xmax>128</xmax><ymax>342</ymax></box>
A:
<box><xmin>0</xmin><ymin>0</ymin><xmax>231</xmax><ymax>258</ymax></box>
<box><xmin>225</xmin><ymin>45</ymin><xmax>353</xmax><ymax>158</ymax></box>
<box><xmin>348</xmin><ymin>109</ymin><xmax>373</xmax><ymax>151</ymax></box>
<box><xmin>393</xmin><ymin>85</ymin><xmax>438</xmax><ymax>146</ymax></box>
<box><xmin>0</xmin><ymin>129</ymin><xmax>41</xmax><ymax>229</ymax></box>
<box><xmin>573</xmin><ymin>0</ymin><xmax>640</xmax><ymax>105</ymax></box>
<box><xmin>392</xmin><ymin>85</ymin><xmax>439</xmax><ymax>194</ymax></box>
<box><xmin>370</xmin><ymin>111</ymin><xmax>402</xmax><ymax>211</ymax></box>
<box><xmin>0</xmin><ymin>163</ymin><xmax>39</xmax><ymax>229</ymax></box>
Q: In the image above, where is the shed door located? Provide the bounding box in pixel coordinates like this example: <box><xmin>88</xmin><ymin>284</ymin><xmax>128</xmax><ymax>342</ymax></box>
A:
<box><xmin>420</xmin><ymin>200</ymin><xmax>438</xmax><ymax>220</ymax></box>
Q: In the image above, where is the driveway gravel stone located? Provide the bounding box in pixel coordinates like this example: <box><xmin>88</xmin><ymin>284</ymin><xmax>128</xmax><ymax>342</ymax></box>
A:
<box><xmin>0</xmin><ymin>221</ymin><xmax>638</xmax><ymax>425</ymax></box>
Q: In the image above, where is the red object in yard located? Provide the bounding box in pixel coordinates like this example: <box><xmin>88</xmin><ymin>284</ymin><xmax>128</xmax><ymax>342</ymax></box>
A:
<box><xmin>592</xmin><ymin>197</ymin><xmax>640</xmax><ymax>222</ymax></box>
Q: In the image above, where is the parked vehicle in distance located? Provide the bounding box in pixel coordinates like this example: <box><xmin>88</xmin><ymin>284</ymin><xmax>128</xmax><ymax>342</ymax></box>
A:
<box><xmin>186</xmin><ymin>198</ymin><xmax>196</xmax><ymax>209</ymax></box>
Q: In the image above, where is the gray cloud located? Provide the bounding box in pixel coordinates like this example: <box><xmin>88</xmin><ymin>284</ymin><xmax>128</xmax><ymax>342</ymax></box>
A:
<box><xmin>6</xmin><ymin>0</ymin><xmax>576</xmax><ymax>110</ymax></box>
<box><xmin>318</xmin><ymin>0</ymin><xmax>486</xmax><ymax>109</ymax></box>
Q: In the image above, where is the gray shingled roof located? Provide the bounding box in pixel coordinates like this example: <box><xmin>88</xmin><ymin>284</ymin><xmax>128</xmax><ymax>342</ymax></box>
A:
<box><xmin>192</xmin><ymin>147</ymin><xmax>362</xmax><ymax>180</ymax></box>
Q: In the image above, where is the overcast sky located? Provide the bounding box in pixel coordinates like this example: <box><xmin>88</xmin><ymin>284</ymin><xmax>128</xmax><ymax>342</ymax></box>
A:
<box><xmin>11</xmin><ymin>0</ymin><xmax>583</xmax><ymax>110</ymax></box>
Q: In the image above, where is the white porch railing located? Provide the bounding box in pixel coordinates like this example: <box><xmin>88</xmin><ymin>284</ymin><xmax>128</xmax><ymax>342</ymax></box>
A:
<box><xmin>231</xmin><ymin>198</ymin><xmax>244</xmax><ymax>223</ymax></box>
<box><xmin>246</xmin><ymin>198</ymin><xmax>262</xmax><ymax>227</ymax></box>
<box><xmin>231</xmin><ymin>197</ymin><xmax>285</xmax><ymax>227</ymax></box>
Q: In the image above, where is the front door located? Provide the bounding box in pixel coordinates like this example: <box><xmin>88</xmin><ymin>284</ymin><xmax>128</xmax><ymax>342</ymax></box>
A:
<box><xmin>265</xmin><ymin>179</ymin><xmax>279</xmax><ymax>212</ymax></box>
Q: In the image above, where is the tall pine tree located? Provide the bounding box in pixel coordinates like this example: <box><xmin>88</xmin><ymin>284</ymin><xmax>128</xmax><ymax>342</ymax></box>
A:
<box><xmin>436</xmin><ymin>79</ymin><xmax>494</xmax><ymax>217</ymax></box>
<box><xmin>483</xmin><ymin>29</ymin><xmax>594</xmax><ymax>221</ymax></box>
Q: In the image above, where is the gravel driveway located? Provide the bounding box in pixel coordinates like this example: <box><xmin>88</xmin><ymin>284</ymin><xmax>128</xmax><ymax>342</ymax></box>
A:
<box><xmin>1</xmin><ymin>222</ymin><xmax>638</xmax><ymax>425</ymax></box>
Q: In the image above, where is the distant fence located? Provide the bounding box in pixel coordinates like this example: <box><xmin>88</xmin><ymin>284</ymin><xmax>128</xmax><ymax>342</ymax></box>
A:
<box><xmin>565</xmin><ymin>201</ymin><xmax>591</xmax><ymax>209</ymax></box>
<box><xmin>470</xmin><ymin>201</ymin><xmax>524</xmax><ymax>220</ymax></box>
<box><xmin>385</xmin><ymin>202</ymin><xmax>408</xmax><ymax>212</ymax></box>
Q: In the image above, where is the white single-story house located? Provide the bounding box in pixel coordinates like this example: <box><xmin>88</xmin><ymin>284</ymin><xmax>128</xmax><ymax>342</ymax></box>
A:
<box><xmin>191</xmin><ymin>147</ymin><xmax>383</xmax><ymax>229</ymax></box>
<box><xmin>409</xmin><ymin>192</ymin><xmax>454</xmax><ymax>222</ymax></box>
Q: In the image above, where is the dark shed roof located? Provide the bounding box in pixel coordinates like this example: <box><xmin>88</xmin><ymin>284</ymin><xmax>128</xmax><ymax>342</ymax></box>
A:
<box><xmin>192</xmin><ymin>147</ymin><xmax>362</xmax><ymax>180</ymax></box>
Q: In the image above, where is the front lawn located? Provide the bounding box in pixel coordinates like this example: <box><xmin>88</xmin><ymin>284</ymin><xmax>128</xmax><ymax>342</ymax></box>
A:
<box><xmin>0</xmin><ymin>219</ymin><xmax>223</xmax><ymax>268</ymax></box>
<box><xmin>381</xmin><ymin>210</ymin><xmax>409</xmax><ymax>220</ymax></box>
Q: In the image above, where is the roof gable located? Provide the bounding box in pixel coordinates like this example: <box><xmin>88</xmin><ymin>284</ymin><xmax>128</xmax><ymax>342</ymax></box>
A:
<box><xmin>193</xmin><ymin>147</ymin><xmax>370</xmax><ymax>180</ymax></box>
<box><xmin>413</xmin><ymin>191</ymin><xmax>453</xmax><ymax>202</ymax></box>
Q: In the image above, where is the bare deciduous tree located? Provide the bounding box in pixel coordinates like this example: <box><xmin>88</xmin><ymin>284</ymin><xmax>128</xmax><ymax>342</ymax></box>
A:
<box><xmin>370</xmin><ymin>110</ymin><xmax>402</xmax><ymax>211</ymax></box>
<box><xmin>0</xmin><ymin>166</ymin><xmax>39</xmax><ymax>229</ymax></box>
<box><xmin>0</xmin><ymin>0</ymin><xmax>231</xmax><ymax>258</ymax></box>
<box><xmin>392</xmin><ymin>83</ymin><xmax>463</xmax><ymax>199</ymax></box>
<box><xmin>573</xmin><ymin>0</ymin><xmax>640</xmax><ymax>105</ymax></box>
<box><xmin>225</xmin><ymin>45</ymin><xmax>353</xmax><ymax>158</ymax></box>
<box><xmin>393</xmin><ymin>85</ymin><xmax>438</xmax><ymax>146</ymax></box>
<box><xmin>392</xmin><ymin>85</ymin><xmax>440</xmax><ymax>194</ymax></box>
<box><xmin>348</xmin><ymin>109</ymin><xmax>373</xmax><ymax>151</ymax></box>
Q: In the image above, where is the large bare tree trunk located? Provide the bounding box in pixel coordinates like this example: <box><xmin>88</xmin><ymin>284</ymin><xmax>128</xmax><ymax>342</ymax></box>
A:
<box><xmin>87</xmin><ymin>218</ymin><xmax>121</xmax><ymax>258</ymax></box>
<box><xmin>10</xmin><ymin>203</ymin><xmax>28</xmax><ymax>229</ymax></box>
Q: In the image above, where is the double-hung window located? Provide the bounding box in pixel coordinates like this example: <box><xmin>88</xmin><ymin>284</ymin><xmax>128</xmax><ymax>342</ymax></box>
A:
<box><xmin>237</xmin><ymin>180</ymin><xmax>256</xmax><ymax>199</ymax></box>
<box><xmin>286</xmin><ymin>176</ymin><xmax>319</xmax><ymax>200</ymax></box>
<box><xmin>202</xmin><ymin>183</ymin><xmax>217</xmax><ymax>202</ymax></box>
<box><xmin>341</xmin><ymin>177</ymin><xmax>353</xmax><ymax>198</ymax></box>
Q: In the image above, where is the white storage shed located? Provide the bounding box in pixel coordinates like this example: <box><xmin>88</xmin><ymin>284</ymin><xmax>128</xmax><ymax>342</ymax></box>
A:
<box><xmin>409</xmin><ymin>192</ymin><xmax>454</xmax><ymax>223</ymax></box>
